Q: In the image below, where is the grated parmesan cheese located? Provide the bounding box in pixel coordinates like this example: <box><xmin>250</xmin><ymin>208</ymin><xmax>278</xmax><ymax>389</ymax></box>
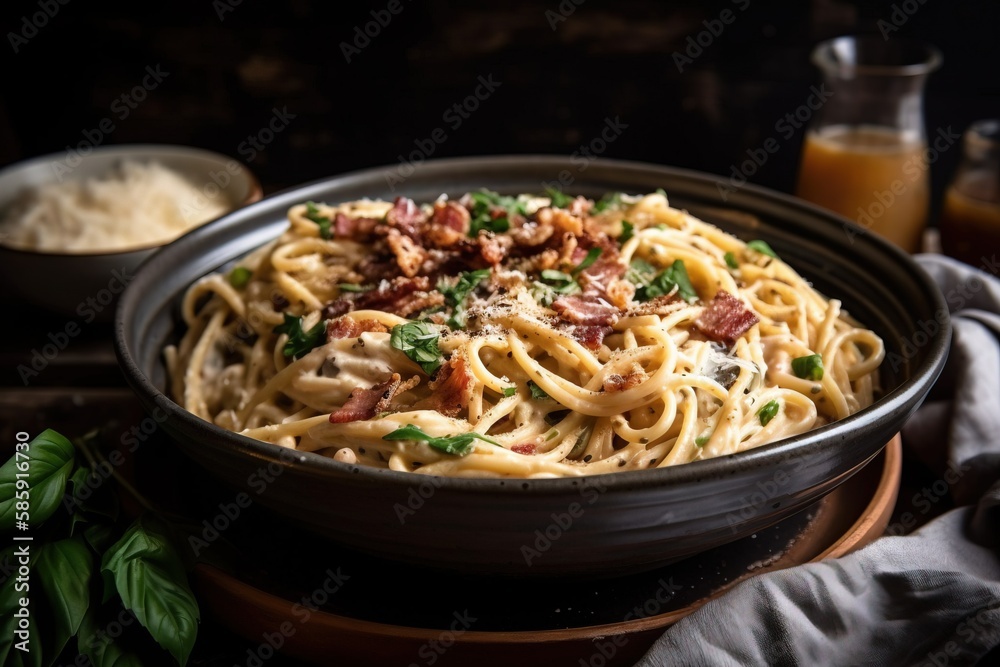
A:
<box><xmin>0</xmin><ymin>160</ymin><xmax>232</xmax><ymax>252</ymax></box>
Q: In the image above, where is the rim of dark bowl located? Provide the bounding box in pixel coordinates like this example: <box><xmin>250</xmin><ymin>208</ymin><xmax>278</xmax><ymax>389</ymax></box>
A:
<box><xmin>114</xmin><ymin>154</ymin><xmax>950</xmax><ymax>494</ymax></box>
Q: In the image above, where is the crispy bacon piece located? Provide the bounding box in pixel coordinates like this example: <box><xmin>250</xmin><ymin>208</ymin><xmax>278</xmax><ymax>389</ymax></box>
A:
<box><xmin>323</xmin><ymin>276</ymin><xmax>433</xmax><ymax>319</ymax></box>
<box><xmin>385</xmin><ymin>197</ymin><xmax>425</xmax><ymax>238</ymax></box>
<box><xmin>578</xmin><ymin>237</ymin><xmax>626</xmax><ymax>293</ymax></box>
<box><xmin>416</xmin><ymin>355</ymin><xmax>474</xmax><ymax>417</ymax></box>
<box><xmin>478</xmin><ymin>234</ymin><xmax>507</xmax><ymax>265</ymax></box>
<box><xmin>355</xmin><ymin>254</ymin><xmax>401</xmax><ymax>282</ymax></box>
<box><xmin>355</xmin><ymin>276</ymin><xmax>430</xmax><ymax>310</ymax></box>
<box><xmin>329</xmin><ymin>373</ymin><xmax>401</xmax><ymax>424</ymax></box>
<box><xmin>431</xmin><ymin>201</ymin><xmax>470</xmax><ymax>233</ymax></box>
<box><xmin>561</xmin><ymin>324</ymin><xmax>613</xmax><ymax>351</ymax></box>
<box><xmin>603</xmin><ymin>369</ymin><xmax>645</xmax><ymax>393</ymax></box>
<box><xmin>386</xmin><ymin>228</ymin><xmax>427</xmax><ymax>277</ymax></box>
<box><xmin>567</xmin><ymin>196</ymin><xmax>593</xmax><ymax>217</ymax></box>
<box><xmin>334</xmin><ymin>213</ymin><xmax>380</xmax><ymax>240</ymax></box>
<box><xmin>511</xmin><ymin>443</ymin><xmax>537</xmax><ymax>455</ymax></box>
<box><xmin>536</xmin><ymin>206</ymin><xmax>584</xmax><ymax>236</ymax></box>
<box><xmin>326</xmin><ymin>316</ymin><xmax>388</xmax><ymax>341</ymax></box>
<box><xmin>394</xmin><ymin>291</ymin><xmax>445</xmax><ymax>318</ymax></box>
<box><xmin>510</xmin><ymin>221</ymin><xmax>554</xmax><ymax>248</ymax></box>
<box><xmin>552</xmin><ymin>295</ymin><xmax>621</xmax><ymax>326</ymax></box>
<box><xmin>695</xmin><ymin>291</ymin><xmax>760</xmax><ymax>344</ymax></box>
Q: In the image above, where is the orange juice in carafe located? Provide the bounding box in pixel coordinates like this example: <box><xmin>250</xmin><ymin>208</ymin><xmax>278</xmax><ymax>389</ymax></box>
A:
<box><xmin>939</xmin><ymin>120</ymin><xmax>1000</xmax><ymax>267</ymax></box>
<box><xmin>795</xmin><ymin>36</ymin><xmax>940</xmax><ymax>253</ymax></box>
<box><xmin>939</xmin><ymin>185</ymin><xmax>1000</xmax><ymax>266</ymax></box>
<box><xmin>796</xmin><ymin>125</ymin><xmax>929</xmax><ymax>252</ymax></box>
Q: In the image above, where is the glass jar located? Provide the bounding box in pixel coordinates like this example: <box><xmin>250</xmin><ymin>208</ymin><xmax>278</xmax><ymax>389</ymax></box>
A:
<box><xmin>939</xmin><ymin>120</ymin><xmax>1000</xmax><ymax>267</ymax></box>
<box><xmin>795</xmin><ymin>36</ymin><xmax>941</xmax><ymax>253</ymax></box>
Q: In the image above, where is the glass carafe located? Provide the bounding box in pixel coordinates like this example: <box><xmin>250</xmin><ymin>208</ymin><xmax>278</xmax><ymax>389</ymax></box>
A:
<box><xmin>939</xmin><ymin>120</ymin><xmax>1000</xmax><ymax>267</ymax></box>
<box><xmin>795</xmin><ymin>36</ymin><xmax>941</xmax><ymax>253</ymax></box>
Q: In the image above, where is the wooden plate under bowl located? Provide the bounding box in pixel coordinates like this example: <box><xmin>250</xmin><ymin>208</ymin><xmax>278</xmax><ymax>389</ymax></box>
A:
<box><xmin>192</xmin><ymin>436</ymin><xmax>902</xmax><ymax>667</ymax></box>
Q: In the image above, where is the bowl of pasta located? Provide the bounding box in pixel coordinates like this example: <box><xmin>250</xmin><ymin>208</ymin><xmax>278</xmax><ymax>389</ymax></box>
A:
<box><xmin>115</xmin><ymin>155</ymin><xmax>948</xmax><ymax>576</ymax></box>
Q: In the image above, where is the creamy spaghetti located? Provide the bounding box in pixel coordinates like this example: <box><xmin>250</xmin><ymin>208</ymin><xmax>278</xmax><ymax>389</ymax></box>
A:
<box><xmin>166</xmin><ymin>190</ymin><xmax>884</xmax><ymax>478</ymax></box>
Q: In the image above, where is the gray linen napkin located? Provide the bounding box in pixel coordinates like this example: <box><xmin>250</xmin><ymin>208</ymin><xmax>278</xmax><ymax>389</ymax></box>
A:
<box><xmin>636</xmin><ymin>254</ymin><xmax>1000</xmax><ymax>667</ymax></box>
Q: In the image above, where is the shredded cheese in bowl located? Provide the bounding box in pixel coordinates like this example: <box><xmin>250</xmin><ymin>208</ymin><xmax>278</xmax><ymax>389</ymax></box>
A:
<box><xmin>0</xmin><ymin>160</ymin><xmax>232</xmax><ymax>253</ymax></box>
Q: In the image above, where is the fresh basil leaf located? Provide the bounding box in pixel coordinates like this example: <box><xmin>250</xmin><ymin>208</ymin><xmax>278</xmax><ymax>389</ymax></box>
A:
<box><xmin>545</xmin><ymin>186</ymin><xmax>572</xmax><ymax>208</ymax></box>
<box><xmin>747</xmin><ymin>240</ymin><xmax>777</xmax><ymax>258</ymax></box>
<box><xmin>101</xmin><ymin>517</ymin><xmax>200</xmax><ymax>666</ymax></box>
<box><xmin>626</xmin><ymin>258</ymin><xmax>658</xmax><ymax>287</ymax></box>
<box><xmin>571</xmin><ymin>248</ymin><xmax>602</xmax><ymax>275</ymax></box>
<box><xmin>0</xmin><ymin>429</ymin><xmax>75</xmax><ymax>530</ymax></box>
<box><xmin>502</xmin><ymin>386</ymin><xmax>517</xmax><ymax>397</ymax></box>
<box><xmin>724</xmin><ymin>252</ymin><xmax>739</xmax><ymax>270</ymax></box>
<box><xmin>438</xmin><ymin>269</ymin><xmax>491</xmax><ymax>329</ymax></box>
<box><xmin>528</xmin><ymin>380</ymin><xmax>551</xmax><ymax>400</ymax></box>
<box><xmin>470</xmin><ymin>189</ymin><xmax>528</xmax><ymax>217</ymax></box>
<box><xmin>468</xmin><ymin>189</ymin><xmax>521</xmax><ymax>236</ymax></box>
<box><xmin>791</xmin><ymin>354</ymin><xmax>824</xmax><ymax>381</ymax></box>
<box><xmin>390</xmin><ymin>322</ymin><xmax>442</xmax><ymax>375</ymax></box>
<box><xmin>84</xmin><ymin>523</ymin><xmax>117</xmax><ymax>555</ymax></box>
<box><xmin>273</xmin><ymin>314</ymin><xmax>327</xmax><ymax>359</ymax></box>
<box><xmin>540</xmin><ymin>269</ymin><xmax>574</xmax><ymax>285</ymax></box>
<box><xmin>469</xmin><ymin>214</ymin><xmax>509</xmax><ymax>236</ymax></box>
<box><xmin>619</xmin><ymin>220</ymin><xmax>634</xmax><ymax>243</ymax></box>
<box><xmin>636</xmin><ymin>260</ymin><xmax>698</xmax><ymax>303</ymax></box>
<box><xmin>382</xmin><ymin>425</ymin><xmax>498</xmax><ymax>457</ymax></box>
<box><xmin>78</xmin><ymin>607</ymin><xmax>144</xmax><ymax>667</ymax></box>
<box><xmin>35</xmin><ymin>538</ymin><xmax>93</xmax><ymax>660</ymax></box>
<box><xmin>758</xmin><ymin>400</ymin><xmax>780</xmax><ymax>426</ymax></box>
<box><xmin>305</xmin><ymin>202</ymin><xmax>333</xmax><ymax>239</ymax></box>
<box><xmin>228</xmin><ymin>266</ymin><xmax>253</xmax><ymax>289</ymax></box>
<box><xmin>593</xmin><ymin>192</ymin><xmax>625</xmax><ymax>213</ymax></box>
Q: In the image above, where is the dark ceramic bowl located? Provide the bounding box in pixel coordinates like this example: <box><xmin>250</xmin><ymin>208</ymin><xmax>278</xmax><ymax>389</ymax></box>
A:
<box><xmin>114</xmin><ymin>156</ymin><xmax>948</xmax><ymax>577</ymax></box>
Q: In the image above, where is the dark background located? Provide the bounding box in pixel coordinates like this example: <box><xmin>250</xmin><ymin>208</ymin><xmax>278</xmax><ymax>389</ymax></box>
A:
<box><xmin>1</xmin><ymin>0</ymin><xmax>998</xmax><ymax>222</ymax></box>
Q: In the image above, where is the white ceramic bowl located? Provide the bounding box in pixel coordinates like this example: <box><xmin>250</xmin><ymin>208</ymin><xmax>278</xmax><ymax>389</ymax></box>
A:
<box><xmin>0</xmin><ymin>144</ymin><xmax>262</xmax><ymax>319</ymax></box>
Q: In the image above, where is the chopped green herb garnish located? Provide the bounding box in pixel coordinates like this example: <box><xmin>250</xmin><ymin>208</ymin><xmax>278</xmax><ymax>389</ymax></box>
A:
<box><xmin>305</xmin><ymin>201</ymin><xmax>333</xmax><ymax>239</ymax></box>
<box><xmin>502</xmin><ymin>386</ymin><xmax>517</xmax><ymax>397</ymax></box>
<box><xmin>528</xmin><ymin>380</ymin><xmax>551</xmax><ymax>400</ymax></box>
<box><xmin>571</xmin><ymin>248</ymin><xmax>602</xmax><ymax>275</ymax></box>
<box><xmin>438</xmin><ymin>268</ymin><xmax>491</xmax><ymax>329</ymax></box>
<box><xmin>791</xmin><ymin>354</ymin><xmax>824</xmax><ymax>381</ymax></box>
<box><xmin>635</xmin><ymin>259</ymin><xmax>698</xmax><ymax>303</ymax></box>
<box><xmin>541</xmin><ymin>269</ymin><xmax>574</xmax><ymax>284</ymax></box>
<box><xmin>724</xmin><ymin>252</ymin><xmax>739</xmax><ymax>270</ymax></box>
<box><xmin>747</xmin><ymin>240</ymin><xmax>777</xmax><ymax>258</ymax></box>
<box><xmin>545</xmin><ymin>186</ymin><xmax>573</xmax><ymax>208</ymax></box>
<box><xmin>619</xmin><ymin>220</ymin><xmax>634</xmax><ymax>243</ymax></box>
<box><xmin>382</xmin><ymin>424</ymin><xmax>498</xmax><ymax>457</ymax></box>
<box><xmin>468</xmin><ymin>189</ymin><xmax>524</xmax><ymax>236</ymax></box>
<box><xmin>228</xmin><ymin>266</ymin><xmax>252</xmax><ymax>289</ymax></box>
<box><xmin>626</xmin><ymin>258</ymin><xmax>658</xmax><ymax>286</ymax></box>
<box><xmin>390</xmin><ymin>322</ymin><xmax>443</xmax><ymax>375</ymax></box>
<box><xmin>695</xmin><ymin>435</ymin><xmax>710</xmax><ymax>446</ymax></box>
<box><xmin>338</xmin><ymin>283</ymin><xmax>372</xmax><ymax>293</ymax></box>
<box><xmin>654</xmin><ymin>188</ymin><xmax>667</xmax><ymax>197</ymax></box>
<box><xmin>470</xmin><ymin>215</ymin><xmax>510</xmax><ymax>236</ymax></box>
<box><xmin>273</xmin><ymin>313</ymin><xmax>327</xmax><ymax>359</ymax></box>
<box><xmin>757</xmin><ymin>400</ymin><xmax>780</xmax><ymax>426</ymax></box>
<box><xmin>593</xmin><ymin>192</ymin><xmax>625</xmax><ymax>213</ymax></box>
